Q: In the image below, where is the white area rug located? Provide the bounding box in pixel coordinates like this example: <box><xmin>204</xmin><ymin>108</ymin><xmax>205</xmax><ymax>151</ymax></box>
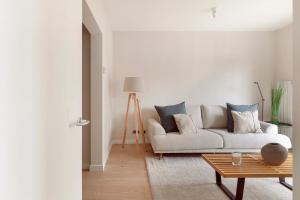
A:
<box><xmin>146</xmin><ymin>156</ymin><xmax>292</xmax><ymax>200</ymax></box>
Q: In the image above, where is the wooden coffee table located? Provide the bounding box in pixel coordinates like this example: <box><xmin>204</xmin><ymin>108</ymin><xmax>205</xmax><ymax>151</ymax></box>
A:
<box><xmin>202</xmin><ymin>153</ymin><xmax>293</xmax><ymax>200</ymax></box>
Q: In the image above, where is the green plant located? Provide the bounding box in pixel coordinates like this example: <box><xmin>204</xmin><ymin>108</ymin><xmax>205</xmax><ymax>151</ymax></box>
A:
<box><xmin>271</xmin><ymin>84</ymin><xmax>285</xmax><ymax>125</ymax></box>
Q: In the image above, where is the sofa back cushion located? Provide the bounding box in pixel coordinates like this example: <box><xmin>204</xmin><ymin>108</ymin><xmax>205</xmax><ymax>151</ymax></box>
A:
<box><xmin>201</xmin><ymin>105</ymin><xmax>227</xmax><ymax>129</ymax></box>
<box><xmin>186</xmin><ymin>105</ymin><xmax>203</xmax><ymax>129</ymax></box>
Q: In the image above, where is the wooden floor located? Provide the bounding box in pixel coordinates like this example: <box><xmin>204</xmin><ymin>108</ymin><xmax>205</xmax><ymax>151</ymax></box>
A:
<box><xmin>83</xmin><ymin>144</ymin><xmax>153</xmax><ymax>200</ymax></box>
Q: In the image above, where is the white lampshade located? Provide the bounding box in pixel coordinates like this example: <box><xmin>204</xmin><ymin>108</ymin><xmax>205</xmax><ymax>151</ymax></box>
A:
<box><xmin>123</xmin><ymin>77</ymin><xmax>144</xmax><ymax>93</ymax></box>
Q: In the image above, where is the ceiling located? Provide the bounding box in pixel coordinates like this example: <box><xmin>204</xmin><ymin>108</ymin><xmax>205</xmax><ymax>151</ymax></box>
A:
<box><xmin>102</xmin><ymin>0</ymin><xmax>292</xmax><ymax>31</ymax></box>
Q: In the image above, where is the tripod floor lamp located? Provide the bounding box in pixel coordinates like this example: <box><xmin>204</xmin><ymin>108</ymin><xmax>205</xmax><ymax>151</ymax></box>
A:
<box><xmin>122</xmin><ymin>77</ymin><xmax>146</xmax><ymax>151</ymax></box>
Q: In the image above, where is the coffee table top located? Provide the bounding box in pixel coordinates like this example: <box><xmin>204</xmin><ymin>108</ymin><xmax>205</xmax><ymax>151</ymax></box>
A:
<box><xmin>202</xmin><ymin>153</ymin><xmax>293</xmax><ymax>178</ymax></box>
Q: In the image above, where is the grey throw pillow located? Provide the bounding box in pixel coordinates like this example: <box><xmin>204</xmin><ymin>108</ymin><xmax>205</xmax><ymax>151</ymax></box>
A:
<box><xmin>226</xmin><ymin>103</ymin><xmax>259</xmax><ymax>132</ymax></box>
<box><xmin>154</xmin><ymin>102</ymin><xmax>187</xmax><ymax>133</ymax></box>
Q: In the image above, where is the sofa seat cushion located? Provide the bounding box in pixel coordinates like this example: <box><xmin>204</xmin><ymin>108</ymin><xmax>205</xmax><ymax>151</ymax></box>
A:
<box><xmin>150</xmin><ymin>129</ymin><xmax>223</xmax><ymax>151</ymax></box>
<box><xmin>207</xmin><ymin>129</ymin><xmax>292</xmax><ymax>149</ymax></box>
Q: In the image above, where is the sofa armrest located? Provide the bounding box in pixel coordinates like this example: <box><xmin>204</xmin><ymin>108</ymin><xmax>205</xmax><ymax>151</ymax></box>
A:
<box><xmin>147</xmin><ymin>118</ymin><xmax>166</xmax><ymax>136</ymax></box>
<box><xmin>260</xmin><ymin>121</ymin><xmax>278</xmax><ymax>134</ymax></box>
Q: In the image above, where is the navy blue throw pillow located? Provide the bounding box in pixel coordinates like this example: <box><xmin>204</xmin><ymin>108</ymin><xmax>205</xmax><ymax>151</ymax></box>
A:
<box><xmin>226</xmin><ymin>103</ymin><xmax>259</xmax><ymax>132</ymax></box>
<box><xmin>155</xmin><ymin>102</ymin><xmax>187</xmax><ymax>133</ymax></box>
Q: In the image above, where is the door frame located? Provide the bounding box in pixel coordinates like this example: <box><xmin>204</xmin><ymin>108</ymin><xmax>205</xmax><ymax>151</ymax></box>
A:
<box><xmin>82</xmin><ymin>0</ymin><xmax>103</xmax><ymax>171</ymax></box>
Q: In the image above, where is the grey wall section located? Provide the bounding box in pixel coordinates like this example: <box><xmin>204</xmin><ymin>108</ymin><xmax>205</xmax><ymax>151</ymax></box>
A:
<box><xmin>84</xmin><ymin>0</ymin><xmax>114</xmax><ymax>170</ymax></box>
<box><xmin>82</xmin><ymin>25</ymin><xmax>91</xmax><ymax>169</ymax></box>
<box><xmin>293</xmin><ymin>0</ymin><xmax>300</xmax><ymax>198</ymax></box>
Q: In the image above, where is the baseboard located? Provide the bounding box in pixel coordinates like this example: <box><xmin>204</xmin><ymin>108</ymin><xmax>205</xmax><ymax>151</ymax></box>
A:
<box><xmin>89</xmin><ymin>137</ymin><xmax>113</xmax><ymax>172</ymax></box>
<box><xmin>112</xmin><ymin>138</ymin><xmax>150</xmax><ymax>144</ymax></box>
<box><xmin>89</xmin><ymin>164</ymin><xmax>104</xmax><ymax>172</ymax></box>
<box><xmin>112</xmin><ymin>139</ymin><xmax>135</xmax><ymax>144</ymax></box>
<box><xmin>89</xmin><ymin>146</ymin><xmax>111</xmax><ymax>171</ymax></box>
<box><xmin>102</xmin><ymin>141</ymin><xmax>113</xmax><ymax>170</ymax></box>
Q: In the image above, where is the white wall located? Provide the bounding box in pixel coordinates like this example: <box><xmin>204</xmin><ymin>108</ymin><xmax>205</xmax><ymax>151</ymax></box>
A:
<box><xmin>0</xmin><ymin>2</ymin><xmax>46</xmax><ymax>198</ymax></box>
<box><xmin>293</xmin><ymin>0</ymin><xmax>300</xmax><ymax>198</ymax></box>
<box><xmin>275</xmin><ymin>25</ymin><xmax>293</xmax><ymax>81</ymax></box>
<box><xmin>85</xmin><ymin>0</ymin><xmax>113</xmax><ymax>169</ymax></box>
<box><xmin>0</xmin><ymin>0</ymin><xmax>82</xmax><ymax>199</ymax></box>
<box><xmin>274</xmin><ymin>25</ymin><xmax>293</xmax><ymax>128</ymax></box>
<box><xmin>112</xmin><ymin>31</ymin><xmax>276</xmax><ymax>142</ymax></box>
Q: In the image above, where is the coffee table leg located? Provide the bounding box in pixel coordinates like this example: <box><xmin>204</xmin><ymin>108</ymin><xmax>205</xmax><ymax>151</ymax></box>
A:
<box><xmin>215</xmin><ymin>171</ymin><xmax>245</xmax><ymax>200</ymax></box>
<box><xmin>279</xmin><ymin>177</ymin><xmax>293</xmax><ymax>190</ymax></box>
<box><xmin>216</xmin><ymin>171</ymin><xmax>221</xmax><ymax>186</ymax></box>
<box><xmin>236</xmin><ymin>178</ymin><xmax>245</xmax><ymax>200</ymax></box>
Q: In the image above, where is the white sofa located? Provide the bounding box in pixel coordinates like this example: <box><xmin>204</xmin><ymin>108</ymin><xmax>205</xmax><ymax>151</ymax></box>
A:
<box><xmin>147</xmin><ymin>105</ymin><xmax>292</xmax><ymax>155</ymax></box>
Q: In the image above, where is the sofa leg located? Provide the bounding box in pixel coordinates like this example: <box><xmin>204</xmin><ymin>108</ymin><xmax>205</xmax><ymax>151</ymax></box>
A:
<box><xmin>159</xmin><ymin>153</ymin><xmax>163</xmax><ymax>160</ymax></box>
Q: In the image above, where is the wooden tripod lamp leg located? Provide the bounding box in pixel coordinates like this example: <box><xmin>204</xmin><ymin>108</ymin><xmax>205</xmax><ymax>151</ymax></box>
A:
<box><xmin>122</xmin><ymin>93</ymin><xmax>132</xmax><ymax>148</ymax></box>
<box><xmin>133</xmin><ymin>94</ymin><xmax>140</xmax><ymax>146</ymax></box>
<box><xmin>136</xmin><ymin>97</ymin><xmax>147</xmax><ymax>152</ymax></box>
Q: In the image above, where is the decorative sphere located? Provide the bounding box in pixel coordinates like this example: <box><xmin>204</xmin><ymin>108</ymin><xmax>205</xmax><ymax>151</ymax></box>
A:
<box><xmin>261</xmin><ymin>143</ymin><xmax>288</xmax><ymax>166</ymax></box>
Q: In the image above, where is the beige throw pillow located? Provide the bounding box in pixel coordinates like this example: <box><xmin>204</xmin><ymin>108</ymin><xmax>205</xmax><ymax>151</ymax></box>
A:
<box><xmin>231</xmin><ymin>110</ymin><xmax>262</xmax><ymax>133</ymax></box>
<box><xmin>173</xmin><ymin>114</ymin><xmax>197</xmax><ymax>134</ymax></box>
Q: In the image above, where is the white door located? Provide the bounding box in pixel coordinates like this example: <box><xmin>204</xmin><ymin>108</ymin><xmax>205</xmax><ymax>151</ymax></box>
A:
<box><xmin>0</xmin><ymin>0</ymin><xmax>83</xmax><ymax>200</ymax></box>
<box><xmin>43</xmin><ymin>0</ymin><xmax>83</xmax><ymax>199</ymax></box>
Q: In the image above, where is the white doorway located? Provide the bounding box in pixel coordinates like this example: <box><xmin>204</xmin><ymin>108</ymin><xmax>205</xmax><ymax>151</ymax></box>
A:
<box><xmin>82</xmin><ymin>24</ymin><xmax>91</xmax><ymax>170</ymax></box>
<box><xmin>82</xmin><ymin>0</ymin><xmax>103</xmax><ymax>172</ymax></box>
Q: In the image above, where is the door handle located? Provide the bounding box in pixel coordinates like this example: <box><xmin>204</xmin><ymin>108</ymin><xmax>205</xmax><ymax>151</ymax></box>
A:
<box><xmin>76</xmin><ymin>117</ymin><xmax>90</xmax><ymax>126</ymax></box>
